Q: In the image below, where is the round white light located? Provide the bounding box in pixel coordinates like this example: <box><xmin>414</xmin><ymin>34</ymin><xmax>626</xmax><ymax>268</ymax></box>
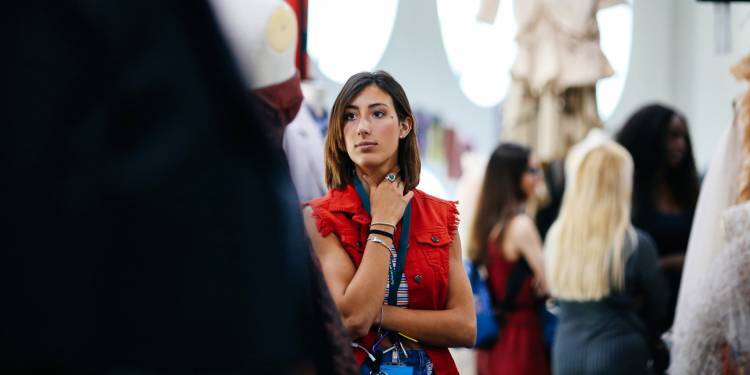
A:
<box><xmin>308</xmin><ymin>0</ymin><xmax>399</xmax><ymax>84</ymax></box>
<box><xmin>597</xmin><ymin>3</ymin><xmax>633</xmax><ymax>120</ymax></box>
<box><xmin>436</xmin><ymin>0</ymin><xmax>516</xmax><ymax>107</ymax></box>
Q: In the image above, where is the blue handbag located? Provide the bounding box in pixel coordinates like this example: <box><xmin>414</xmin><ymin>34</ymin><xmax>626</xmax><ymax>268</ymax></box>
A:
<box><xmin>464</xmin><ymin>259</ymin><xmax>500</xmax><ymax>348</ymax></box>
<box><xmin>465</xmin><ymin>259</ymin><xmax>528</xmax><ymax>348</ymax></box>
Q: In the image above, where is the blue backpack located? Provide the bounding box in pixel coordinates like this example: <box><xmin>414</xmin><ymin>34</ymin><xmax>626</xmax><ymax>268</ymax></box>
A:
<box><xmin>464</xmin><ymin>259</ymin><xmax>529</xmax><ymax>348</ymax></box>
<box><xmin>465</xmin><ymin>260</ymin><xmax>500</xmax><ymax>348</ymax></box>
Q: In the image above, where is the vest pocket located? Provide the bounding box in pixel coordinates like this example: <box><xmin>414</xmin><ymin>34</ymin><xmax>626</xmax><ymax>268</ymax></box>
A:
<box><xmin>414</xmin><ymin>228</ymin><xmax>451</xmax><ymax>272</ymax></box>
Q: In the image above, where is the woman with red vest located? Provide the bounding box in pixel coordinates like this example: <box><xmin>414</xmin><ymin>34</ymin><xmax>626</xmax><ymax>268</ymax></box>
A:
<box><xmin>304</xmin><ymin>71</ymin><xmax>476</xmax><ymax>374</ymax></box>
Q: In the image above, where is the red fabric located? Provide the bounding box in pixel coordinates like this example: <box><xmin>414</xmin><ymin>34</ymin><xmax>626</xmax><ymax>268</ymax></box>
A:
<box><xmin>250</xmin><ymin>73</ymin><xmax>303</xmax><ymax>145</ymax></box>
<box><xmin>476</xmin><ymin>242</ymin><xmax>550</xmax><ymax>375</ymax></box>
<box><xmin>306</xmin><ymin>185</ymin><xmax>460</xmax><ymax>375</ymax></box>
<box><xmin>284</xmin><ymin>0</ymin><xmax>307</xmax><ymax>79</ymax></box>
<box><xmin>251</xmin><ymin>72</ymin><xmax>303</xmax><ymax>128</ymax></box>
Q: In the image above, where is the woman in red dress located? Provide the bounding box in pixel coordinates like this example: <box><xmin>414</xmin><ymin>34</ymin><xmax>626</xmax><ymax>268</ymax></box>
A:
<box><xmin>469</xmin><ymin>143</ymin><xmax>550</xmax><ymax>375</ymax></box>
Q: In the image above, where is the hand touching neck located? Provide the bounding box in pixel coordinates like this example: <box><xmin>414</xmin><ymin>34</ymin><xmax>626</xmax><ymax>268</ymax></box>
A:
<box><xmin>355</xmin><ymin>163</ymin><xmax>398</xmax><ymax>195</ymax></box>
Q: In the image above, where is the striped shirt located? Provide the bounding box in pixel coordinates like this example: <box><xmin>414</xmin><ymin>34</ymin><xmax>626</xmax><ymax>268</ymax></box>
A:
<box><xmin>383</xmin><ymin>251</ymin><xmax>409</xmax><ymax>307</ymax></box>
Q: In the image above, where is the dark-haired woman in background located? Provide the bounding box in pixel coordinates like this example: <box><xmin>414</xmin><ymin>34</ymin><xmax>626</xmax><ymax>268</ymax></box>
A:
<box><xmin>469</xmin><ymin>143</ymin><xmax>550</xmax><ymax>375</ymax></box>
<box><xmin>616</xmin><ymin>104</ymin><xmax>700</xmax><ymax>325</ymax></box>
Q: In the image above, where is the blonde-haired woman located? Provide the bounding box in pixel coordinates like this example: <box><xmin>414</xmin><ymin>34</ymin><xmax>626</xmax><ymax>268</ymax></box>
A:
<box><xmin>546</xmin><ymin>140</ymin><xmax>670</xmax><ymax>374</ymax></box>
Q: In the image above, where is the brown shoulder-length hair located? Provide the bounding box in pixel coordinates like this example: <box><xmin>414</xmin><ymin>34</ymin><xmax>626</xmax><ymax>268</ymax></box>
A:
<box><xmin>468</xmin><ymin>143</ymin><xmax>530</xmax><ymax>265</ymax></box>
<box><xmin>324</xmin><ymin>71</ymin><xmax>421</xmax><ymax>191</ymax></box>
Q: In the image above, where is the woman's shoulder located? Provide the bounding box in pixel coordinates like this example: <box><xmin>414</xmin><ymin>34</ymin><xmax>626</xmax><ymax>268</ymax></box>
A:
<box><xmin>632</xmin><ymin>228</ymin><xmax>657</xmax><ymax>254</ymax></box>
<box><xmin>412</xmin><ymin>189</ymin><xmax>459</xmax><ymax>234</ymax></box>
<box><xmin>500</xmin><ymin>214</ymin><xmax>540</xmax><ymax>258</ymax></box>
<box><xmin>504</xmin><ymin>213</ymin><xmax>536</xmax><ymax>240</ymax></box>
<box><xmin>305</xmin><ymin>185</ymin><xmax>358</xmax><ymax>211</ymax></box>
<box><xmin>303</xmin><ymin>186</ymin><xmax>362</xmax><ymax>238</ymax></box>
<box><xmin>412</xmin><ymin>188</ymin><xmax>456</xmax><ymax>207</ymax></box>
<box><xmin>306</xmin><ymin>189</ymin><xmax>336</xmax><ymax>208</ymax></box>
<box><xmin>623</xmin><ymin>227</ymin><xmax>660</xmax><ymax>271</ymax></box>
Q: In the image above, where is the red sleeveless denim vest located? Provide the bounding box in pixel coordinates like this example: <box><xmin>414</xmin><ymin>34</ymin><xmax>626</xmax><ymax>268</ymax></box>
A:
<box><xmin>307</xmin><ymin>185</ymin><xmax>460</xmax><ymax>375</ymax></box>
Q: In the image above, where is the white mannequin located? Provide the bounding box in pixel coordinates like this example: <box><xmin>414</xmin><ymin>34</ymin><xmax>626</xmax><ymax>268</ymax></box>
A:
<box><xmin>476</xmin><ymin>0</ymin><xmax>621</xmax><ymax>162</ymax></box>
<box><xmin>283</xmin><ymin>79</ymin><xmax>329</xmax><ymax>202</ymax></box>
<box><xmin>208</xmin><ymin>0</ymin><xmax>298</xmax><ymax>90</ymax></box>
<box><xmin>283</xmin><ymin>98</ymin><xmax>327</xmax><ymax>202</ymax></box>
<box><xmin>476</xmin><ymin>0</ymin><xmax>622</xmax><ymax>93</ymax></box>
<box><xmin>301</xmin><ymin>80</ymin><xmax>328</xmax><ymax>118</ymax></box>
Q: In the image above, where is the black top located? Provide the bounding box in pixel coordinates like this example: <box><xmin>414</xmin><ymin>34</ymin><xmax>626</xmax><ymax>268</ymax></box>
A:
<box><xmin>553</xmin><ymin>230</ymin><xmax>670</xmax><ymax>375</ymax></box>
<box><xmin>634</xmin><ymin>208</ymin><xmax>693</xmax><ymax>325</ymax></box>
<box><xmin>634</xmin><ymin>209</ymin><xmax>693</xmax><ymax>258</ymax></box>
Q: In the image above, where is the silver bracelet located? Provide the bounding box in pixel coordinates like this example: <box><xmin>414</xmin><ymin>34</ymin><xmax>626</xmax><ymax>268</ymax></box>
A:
<box><xmin>367</xmin><ymin>236</ymin><xmax>395</xmax><ymax>255</ymax></box>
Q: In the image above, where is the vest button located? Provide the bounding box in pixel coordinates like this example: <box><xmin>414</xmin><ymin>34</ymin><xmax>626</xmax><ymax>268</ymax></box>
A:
<box><xmin>414</xmin><ymin>274</ymin><xmax>423</xmax><ymax>284</ymax></box>
<box><xmin>356</xmin><ymin>241</ymin><xmax>362</xmax><ymax>248</ymax></box>
<box><xmin>431</xmin><ymin>235</ymin><xmax>439</xmax><ymax>243</ymax></box>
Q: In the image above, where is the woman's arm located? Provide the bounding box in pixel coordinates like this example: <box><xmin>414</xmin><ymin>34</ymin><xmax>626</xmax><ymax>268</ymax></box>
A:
<box><xmin>303</xmin><ymin>207</ymin><xmax>391</xmax><ymax>339</ymax></box>
<box><xmin>380</xmin><ymin>234</ymin><xmax>476</xmax><ymax>348</ymax></box>
<box><xmin>659</xmin><ymin>254</ymin><xmax>684</xmax><ymax>272</ymax></box>
<box><xmin>633</xmin><ymin>232</ymin><xmax>670</xmax><ymax>337</ymax></box>
<box><xmin>503</xmin><ymin>214</ymin><xmax>548</xmax><ymax>295</ymax></box>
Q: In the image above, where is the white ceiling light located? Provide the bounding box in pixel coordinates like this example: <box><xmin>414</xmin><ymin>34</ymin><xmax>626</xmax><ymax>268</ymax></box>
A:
<box><xmin>597</xmin><ymin>3</ymin><xmax>633</xmax><ymax>120</ymax></box>
<box><xmin>308</xmin><ymin>0</ymin><xmax>399</xmax><ymax>84</ymax></box>
<box><xmin>436</xmin><ymin>0</ymin><xmax>516</xmax><ymax>107</ymax></box>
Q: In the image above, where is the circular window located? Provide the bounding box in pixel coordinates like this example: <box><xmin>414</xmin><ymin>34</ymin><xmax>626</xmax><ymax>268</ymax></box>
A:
<box><xmin>308</xmin><ymin>0</ymin><xmax>399</xmax><ymax>84</ymax></box>
<box><xmin>436</xmin><ymin>0</ymin><xmax>516</xmax><ymax>107</ymax></box>
<box><xmin>597</xmin><ymin>3</ymin><xmax>633</xmax><ymax>120</ymax></box>
<box><xmin>437</xmin><ymin>1</ymin><xmax>632</xmax><ymax>116</ymax></box>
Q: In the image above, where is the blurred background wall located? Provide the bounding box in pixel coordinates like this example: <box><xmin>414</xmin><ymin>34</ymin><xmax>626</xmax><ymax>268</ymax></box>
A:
<box><xmin>309</xmin><ymin>0</ymin><xmax>750</xmax><ymax>174</ymax></box>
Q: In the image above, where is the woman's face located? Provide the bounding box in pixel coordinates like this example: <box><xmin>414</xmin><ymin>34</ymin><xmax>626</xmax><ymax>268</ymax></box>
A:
<box><xmin>666</xmin><ymin>115</ymin><xmax>688</xmax><ymax>168</ymax></box>
<box><xmin>521</xmin><ymin>156</ymin><xmax>542</xmax><ymax>199</ymax></box>
<box><xmin>343</xmin><ymin>84</ymin><xmax>411</xmax><ymax>171</ymax></box>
